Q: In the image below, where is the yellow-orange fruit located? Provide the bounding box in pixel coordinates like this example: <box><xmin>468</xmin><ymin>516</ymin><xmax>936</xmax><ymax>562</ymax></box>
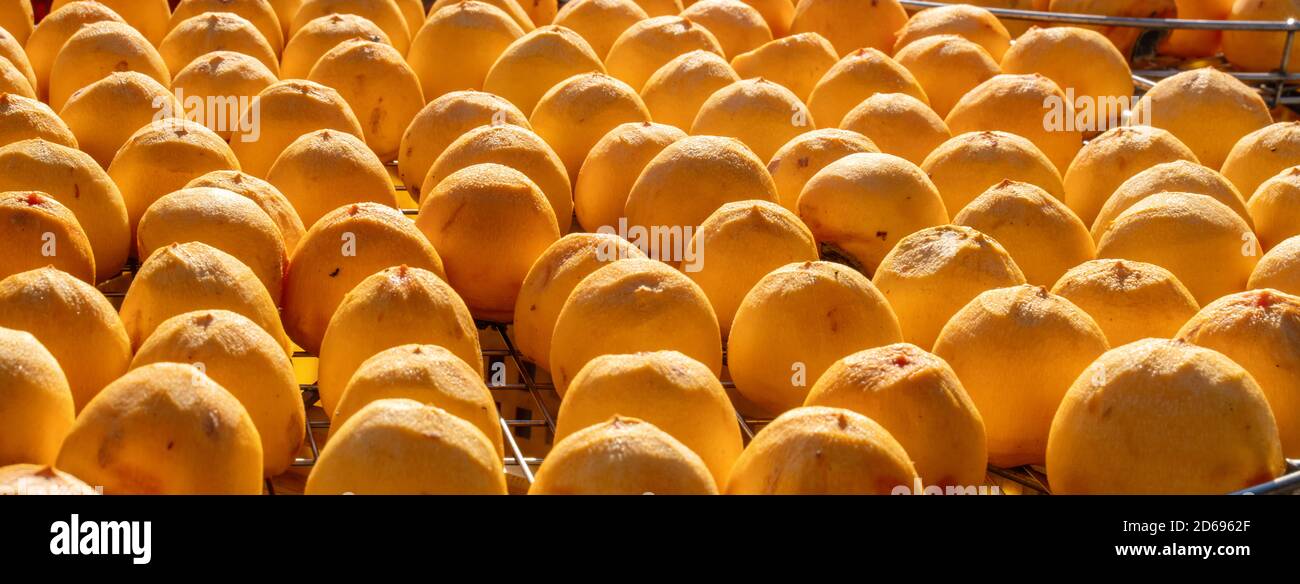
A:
<box><xmin>185</xmin><ymin>170</ymin><xmax>305</xmax><ymax>253</ymax></box>
<box><xmin>1223</xmin><ymin>0</ymin><xmax>1300</xmax><ymax>73</ymax></box>
<box><xmin>1131</xmin><ymin>68</ymin><xmax>1272</xmax><ymax>170</ymax></box>
<box><xmin>282</xmin><ymin>203</ymin><xmax>445</xmax><ymax>354</ymax></box>
<box><xmin>921</xmin><ymin>131</ymin><xmax>1065</xmax><ymax>214</ymax></box>
<box><xmin>893</xmin><ymin>34</ymin><xmax>999</xmax><ymax>119</ymax></box>
<box><xmin>0</xmin><ymin>0</ymin><xmax>32</xmax><ymax>45</ymax></box>
<box><xmin>331</xmin><ymin>344</ymin><xmax>500</xmax><ymax>457</ymax></box>
<box><xmin>729</xmin><ymin>261</ymin><xmax>903</xmax><ymax>413</ymax></box>
<box><xmin>429</xmin><ymin>0</ymin><xmax>536</xmax><ymax>31</ymax></box>
<box><xmin>1223</xmin><ymin>122</ymin><xmax>1300</xmax><ymax>202</ymax></box>
<box><xmin>265</xmin><ymin>130</ymin><xmax>398</xmax><ymax>230</ymax></box>
<box><xmin>483</xmin><ymin>25</ymin><xmax>605</xmax><ymax>116</ymax></box>
<box><xmin>158</xmin><ymin>12</ymin><xmax>279</xmax><ymax>76</ymax></box>
<box><xmin>726</xmin><ymin>406</ymin><xmax>917</xmax><ymax>494</ymax></box>
<box><xmin>797</xmin><ymin>152</ymin><xmax>948</xmax><ymax>274</ymax></box>
<box><xmin>550</xmin><ymin>259</ymin><xmax>722</xmax><ymax>394</ymax></box>
<box><xmin>767</xmin><ymin>128</ymin><xmax>878</xmax><ymax>213</ymax></box>
<box><xmin>171</xmin><ymin>51</ymin><xmax>277</xmax><ymax>142</ymax></box>
<box><xmin>0</xmin><ymin>139</ymin><xmax>128</xmax><ymax>281</ymax></box>
<box><xmin>306</xmin><ymin>399</ymin><xmax>506</xmax><ymax>494</ymax></box>
<box><xmin>680</xmin><ymin>0</ymin><xmax>771</xmax><ymax>59</ymax></box>
<box><xmin>0</xmin><ymin>93</ymin><xmax>76</xmax><ymax>148</ymax></box>
<box><xmin>628</xmin><ymin>0</ymin><xmax>683</xmax><ymax>15</ymax></box>
<box><xmin>397</xmin><ymin>91</ymin><xmax>530</xmax><ymax>201</ymax></box>
<box><xmin>530</xmin><ymin>416</ymin><xmax>718</xmax><ymax>494</ymax></box>
<box><xmin>838</xmin><ymin>93</ymin><xmax>949</xmax><ymax>165</ymax></box>
<box><xmin>624</xmin><ymin>134</ymin><xmax>778</xmax><ymax>232</ymax></box>
<box><xmin>954</xmin><ymin>180</ymin><xmax>1095</xmax><ymax>286</ymax></box>
<box><xmin>122</xmin><ymin>242</ymin><xmax>290</xmax><ymax>352</ymax></box>
<box><xmin>269</xmin><ymin>0</ymin><xmax>303</xmax><ymax>39</ymax></box>
<box><xmin>317</xmin><ymin>265</ymin><xmax>482</xmax><ymax>419</ymax></box>
<box><xmin>789</xmin><ymin>0</ymin><xmax>907</xmax><ymax>56</ymax></box>
<box><xmin>132</xmin><ymin>310</ymin><xmax>305</xmax><ymax>476</ymax></box>
<box><xmin>575</xmin><ymin>121</ymin><xmax>685</xmax><ymax>231</ymax></box>
<box><xmin>604</xmin><ymin>15</ymin><xmax>724</xmax><ymax>91</ymax></box>
<box><xmin>107</xmin><ymin>119</ymin><xmax>241</xmax><ymax>244</ymax></box>
<box><xmin>729</xmin><ymin>32</ymin><xmax>837</xmax><ymax>101</ymax></box>
<box><xmin>806</xmin><ymin>47</ymin><xmax>928</xmax><ymax>129</ymax></box>
<box><xmin>1092</xmin><ymin>160</ymin><xmax>1251</xmax><ymax>241</ymax></box>
<box><xmin>170</xmin><ymin>0</ymin><xmax>285</xmax><ymax>54</ymax></box>
<box><xmin>639</xmin><ymin>49</ymin><xmax>738</xmax><ymax>131</ymax></box>
<box><xmin>27</xmin><ymin>3</ymin><xmax>126</xmax><ymax>100</ymax></box>
<box><xmin>308</xmin><ymin>39</ymin><xmax>423</xmax><ymax>161</ymax></box>
<box><xmin>409</xmin><ymin>1</ymin><xmax>524</xmax><ymax>100</ymax></box>
<box><xmin>1097</xmin><ymin>191</ymin><xmax>1258</xmax><ymax>305</ymax></box>
<box><xmin>1048</xmin><ymin>0</ymin><xmax>1177</xmax><ymax>53</ymax></box>
<box><xmin>739</xmin><ymin>0</ymin><xmax>794</xmax><ymax>37</ymax></box>
<box><xmin>805</xmin><ymin>343</ymin><xmax>987</xmax><ymax>487</ymax></box>
<box><xmin>0</xmin><ymin>464</ymin><xmax>97</xmax><ymax>495</ymax></box>
<box><xmin>56</xmin><ymin>363</ymin><xmax>264</xmax><ymax>495</ymax></box>
<box><xmin>0</xmin><ymin>55</ymin><xmax>33</xmax><ymax>98</ymax></box>
<box><xmin>552</xmin><ymin>0</ymin><xmax>649</xmax><ymax>59</ymax></box>
<box><xmin>280</xmin><ymin>13</ymin><xmax>391</xmax><ymax>79</ymax></box>
<box><xmin>873</xmin><ymin>224</ymin><xmax>1027</xmax><ymax>350</ymax></box>
<box><xmin>49</xmin><ymin>0</ymin><xmax>171</xmax><ymax>46</ymax></box>
<box><xmin>945</xmin><ymin>74</ymin><xmax>1082</xmax><ymax>172</ymax></box>
<box><xmin>1250</xmin><ymin>166</ymin><xmax>1300</xmax><ymax>251</ymax></box>
<box><xmin>0</xmin><ymin>267</ymin><xmax>131</xmax><ymax>412</ymax></box>
<box><xmin>999</xmin><ymin>26</ymin><xmax>1132</xmax><ymax>134</ymax></box>
<box><xmin>1063</xmin><ymin>125</ymin><xmax>1199</xmax><ymax>226</ymax></box>
<box><xmin>422</xmin><ymin>124</ymin><xmax>573</xmax><ymax>231</ymax></box>
<box><xmin>690</xmin><ymin>78</ymin><xmax>813</xmax><ymax>163</ymax></box>
<box><xmin>1162</xmin><ymin>0</ymin><xmax>1232</xmax><ymax>58</ymax></box>
<box><xmin>513</xmin><ymin>233</ymin><xmax>647</xmax><ymax>368</ymax></box>
<box><xmin>0</xmin><ymin>326</ymin><xmax>72</xmax><ymax>466</ymax></box>
<box><xmin>58</xmin><ymin>71</ymin><xmax>180</xmax><ymax>168</ymax></box>
<box><xmin>229</xmin><ymin>80</ymin><xmax>365</xmax><ymax>179</ymax></box>
<box><xmin>893</xmin><ymin>4</ymin><xmax>1010</xmax><ymax>60</ymax></box>
<box><xmin>555</xmin><ymin>350</ymin><xmax>742</xmax><ymax>484</ymax></box>
<box><xmin>1047</xmin><ymin>338</ymin><xmax>1284</xmax><ymax>494</ymax></box>
<box><xmin>47</xmin><ymin>21</ymin><xmax>168</xmax><ymax>112</ymax></box>
<box><xmin>0</xmin><ymin>26</ymin><xmax>31</xmax><ymax>90</ymax></box>
<box><xmin>934</xmin><ymin>284</ymin><xmax>1108</xmax><ymax>467</ymax></box>
<box><xmin>518</xmin><ymin>0</ymin><xmax>558</xmax><ymax>26</ymax></box>
<box><xmin>416</xmin><ymin>164</ymin><xmax>560</xmax><ymax>320</ymax></box>
<box><xmin>1250</xmin><ymin>235</ymin><xmax>1300</xmax><ymax>294</ymax></box>
<box><xmin>292</xmin><ymin>0</ymin><xmax>411</xmax><ymax>53</ymax></box>
<box><xmin>0</xmin><ymin>192</ymin><xmax>95</xmax><ymax>283</ymax></box>
<box><xmin>532</xmin><ymin>72</ymin><xmax>652</xmax><ymax>180</ymax></box>
<box><xmin>1051</xmin><ymin>259</ymin><xmax>1200</xmax><ymax>347</ymax></box>
<box><xmin>687</xmin><ymin>201</ymin><xmax>818</xmax><ymax>336</ymax></box>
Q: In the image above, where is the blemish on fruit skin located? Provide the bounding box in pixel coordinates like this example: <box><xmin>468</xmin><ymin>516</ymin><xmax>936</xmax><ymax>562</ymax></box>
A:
<box><xmin>1254</xmin><ymin>291</ymin><xmax>1279</xmax><ymax>309</ymax></box>
<box><xmin>892</xmin><ymin>355</ymin><xmax>910</xmax><ymax>368</ymax></box>
<box><xmin>797</xmin><ymin>157</ymin><xmax>810</xmax><ymax>168</ymax></box>
<box><xmin>328</xmin><ymin>268</ymin><xmax>340</xmax><ymax>278</ymax></box>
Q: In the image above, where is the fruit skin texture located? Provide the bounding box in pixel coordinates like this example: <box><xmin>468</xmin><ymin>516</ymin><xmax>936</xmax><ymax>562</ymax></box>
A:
<box><xmin>998</xmin><ymin>26</ymin><xmax>1132</xmax><ymax>134</ymax></box>
<box><xmin>805</xmin><ymin>343</ymin><xmax>987</xmax><ymax>488</ymax></box>
<box><xmin>731</xmin><ymin>35</ymin><xmax>836</xmax><ymax>106</ymax></box>
<box><xmin>170</xmin><ymin>52</ymin><xmax>278</xmax><ymax>143</ymax></box>
<box><xmin>729</xmin><ymin>261</ymin><xmax>903</xmax><ymax>414</ymax></box>
<box><xmin>1131</xmin><ymin>68</ymin><xmax>1273</xmax><ymax>170</ymax></box>
<box><xmin>122</xmin><ymin>242</ymin><xmax>291</xmax><ymax>354</ymax></box>
<box><xmin>0</xmin><ymin>191</ymin><xmax>95</xmax><ymax>284</ymax></box>
<box><xmin>838</xmin><ymin>92</ymin><xmax>950</xmax><ymax>166</ymax></box>
<box><xmin>280</xmin><ymin>13</ymin><xmax>392</xmax><ymax>80</ymax></box>
<box><xmin>185</xmin><ymin>170</ymin><xmax>306</xmax><ymax>254</ymax></box>
<box><xmin>169</xmin><ymin>0</ymin><xmax>287</xmax><ymax>54</ymax></box>
<box><xmin>47</xmin><ymin>21</ymin><xmax>169</xmax><ymax>112</ymax></box>
<box><xmin>1091</xmin><ymin>160</ymin><xmax>1251</xmax><ymax>241</ymax></box>
<box><xmin>1047</xmin><ymin>339</ymin><xmax>1284</xmax><ymax>494</ymax></box>
<box><xmin>0</xmin><ymin>326</ymin><xmax>72</xmax><ymax>467</ymax></box>
<box><xmin>921</xmin><ymin>130</ymin><xmax>1065</xmax><ymax>215</ymax></box>
<box><xmin>552</xmin><ymin>0</ymin><xmax>649</xmax><ymax>60</ymax></box>
<box><xmin>57</xmin><ymin>363</ymin><xmax>264</xmax><ymax>495</ymax></box>
<box><xmin>789</xmin><ymin>0</ymin><xmax>908</xmax><ymax>57</ymax></box>
<box><xmin>267</xmin><ymin>130</ymin><xmax>400</xmax><ymax>231</ymax></box>
<box><xmin>411</xmin><ymin>2</ymin><xmax>526</xmax><ymax>101</ymax></box>
<box><xmin>686</xmin><ymin>200</ymin><xmax>819</xmax><ymax>337</ymax></box>
<box><xmin>873</xmin><ymin>225</ymin><xmax>1027</xmax><ymax>350</ymax></box>
<box><xmin>679</xmin><ymin>0</ymin><xmax>772</xmax><ymax>60</ymax></box>
<box><xmin>429</xmin><ymin>0</ymin><xmax>537</xmax><ymax>31</ymax></box>
<box><xmin>604</xmin><ymin>16</ymin><xmax>725</xmax><ymax>92</ymax></box>
<box><xmin>331</xmin><ymin>344</ymin><xmax>501</xmax><ymax>457</ymax></box>
<box><xmin>282</xmin><ymin>203</ymin><xmax>445</xmax><ymax>355</ymax></box>
<box><xmin>398</xmin><ymin>90</ymin><xmax>531</xmax><ymax>201</ymax></box>
<box><xmin>0</xmin><ymin>56</ymin><xmax>34</xmax><ymax>98</ymax></box>
<box><xmin>767</xmin><ymin>127</ymin><xmax>878</xmax><ymax>213</ymax></box>
<box><xmin>893</xmin><ymin>4</ymin><xmax>1010</xmax><ymax>61</ymax></box>
<box><xmin>554</xmin><ymin>350</ymin><xmax>742</xmax><ymax>485</ymax></box>
<box><xmin>0</xmin><ymin>464</ymin><xmax>97</xmax><ymax>495</ymax></box>
<box><xmin>893</xmin><ymin>34</ymin><xmax>1000</xmax><ymax>120</ymax></box>
<box><xmin>1062</xmin><ymin>125</ymin><xmax>1199</xmax><ymax>227</ymax></box>
<box><xmin>317</xmin><ymin>266</ymin><xmax>482</xmax><ymax>420</ymax></box>
<box><xmin>513</xmin><ymin>233</ymin><xmax>648</xmax><ymax>369</ymax></box>
<box><xmin>308</xmin><ymin>38</ymin><xmax>425</xmax><ymax>162</ymax></box>
<box><xmin>1223</xmin><ymin>0</ymin><xmax>1300</xmax><ymax>73</ymax></box>
<box><xmin>797</xmin><ymin>152</ymin><xmax>949</xmax><ymax>275</ymax></box>
<box><xmin>292</xmin><ymin>0</ymin><xmax>412</xmax><ymax>54</ymax></box>
<box><xmin>131</xmin><ymin>310</ymin><xmax>306</xmax><ymax>477</ymax></box>
<box><xmin>0</xmin><ymin>93</ymin><xmax>77</xmax><ymax>148</ymax></box>
<box><xmin>0</xmin><ymin>24</ymin><xmax>33</xmax><ymax>91</ymax></box>
<box><xmin>530</xmin><ymin>416</ymin><xmax>718</xmax><ymax>494</ymax></box>
<box><xmin>934</xmin><ymin>285</ymin><xmax>1109</xmax><ymax>468</ymax></box>
<box><xmin>158</xmin><ymin>12</ymin><xmax>280</xmax><ymax>76</ymax></box>
<box><xmin>0</xmin><ymin>267</ymin><xmax>131</xmax><ymax>412</ymax></box>
<box><xmin>1247</xmin><ymin>166</ymin><xmax>1300</xmax><ymax>252</ymax></box>
<box><xmin>945</xmin><ymin>73</ymin><xmax>1083</xmax><ymax>173</ymax></box>
<box><xmin>530</xmin><ymin>72</ymin><xmax>652</xmax><ymax>180</ymax></box>
<box><xmin>690</xmin><ymin>78</ymin><xmax>814</xmax><ymax>163</ymax></box>
<box><xmin>575</xmin><ymin>121</ymin><xmax>686</xmax><ymax>231</ymax></box>
<box><xmin>1096</xmin><ymin>191</ymin><xmax>1258</xmax><ymax>305</ymax></box>
<box><xmin>1177</xmin><ymin>289</ymin><xmax>1300</xmax><ymax>457</ymax></box>
<box><xmin>307</xmin><ymin>398</ymin><xmax>506</xmax><ymax>494</ymax></box>
<box><xmin>416</xmin><ymin>164</ymin><xmax>560</xmax><ymax>321</ymax></box>
<box><xmin>50</xmin><ymin>0</ymin><xmax>171</xmax><ymax>46</ymax></box>
<box><xmin>806</xmin><ymin>47</ymin><xmax>928</xmax><ymax>129</ymax></box>
<box><xmin>1051</xmin><ymin>259</ymin><xmax>1200</xmax><ymax>347</ymax></box>
<box><xmin>0</xmin><ymin>0</ymin><xmax>31</xmax><ymax>45</ymax></box>
<box><xmin>483</xmin><ymin>25</ymin><xmax>606</xmax><ymax>116</ymax></box>
<box><xmin>624</xmin><ymin>135</ymin><xmax>778</xmax><ymax>232</ymax></box>
<box><xmin>953</xmin><ymin>180</ymin><xmax>1095</xmax><ymax>286</ymax></box>
<box><xmin>229</xmin><ymin>80</ymin><xmax>366</xmax><ymax>179</ymax></box>
<box><xmin>1251</xmin><ymin>235</ymin><xmax>1300</xmax><ymax>294</ymax></box>
<box><xmin>726</xmin><ymin>406</ymin><xmax>918</xmax><ymax>494</ymax></box>
<box><xmin>639</xmin><ymin>50</ymin><xmax>739</xmax><ymax>132</ymax></box>
<box><xmin>550</xmin><ymin>259</ymin><xmax>723</xmax><ymax>394</ymax></box>
<box><xmin>1222</xmin><ymin>122</ymin><xmax>1300</xmax><ymax>205</ymax></box>
<box><xmin>25</xmin><ymin>2</ymin><xmax>126</xmax><ymax>102</ymax></box>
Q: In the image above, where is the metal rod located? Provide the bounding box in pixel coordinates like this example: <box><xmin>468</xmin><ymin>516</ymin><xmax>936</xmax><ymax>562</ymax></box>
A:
<box><xmin>900</xmin><ymin>0</ymin><xmax>1300</xmax><ymax>30</ymax></box>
